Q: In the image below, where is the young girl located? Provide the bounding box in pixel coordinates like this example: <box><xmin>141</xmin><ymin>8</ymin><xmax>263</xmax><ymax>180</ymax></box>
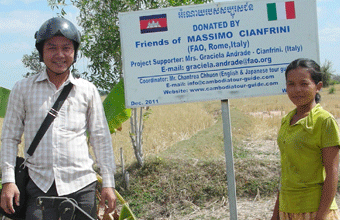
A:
<box><xmin>271</xmin><ymin>58</ymin><xmax>340</xmax><ymax>220</ymax></box>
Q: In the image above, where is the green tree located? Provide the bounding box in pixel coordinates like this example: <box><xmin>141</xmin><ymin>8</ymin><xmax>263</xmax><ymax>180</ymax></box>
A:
<box><xmin>330</xmin><ymin>74</ymin><xmax>340</xmax><ymax>85</ymax></box>
<box><xmin>22</xmin><ymin>50</ymin><xmax>45</xmax><ymax>78</ymax></box>
<box><xmin>47</xmin><ymin>0</ymin><xmax>212</xmax><ymax>92</ymax></box>
<box><xmin>321</xmin><ymin>60</ymin><xmax>335</xmax><ymax>88</ymax></box>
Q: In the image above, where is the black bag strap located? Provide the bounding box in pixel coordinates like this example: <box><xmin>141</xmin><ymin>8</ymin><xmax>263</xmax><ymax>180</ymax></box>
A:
<box><xmin>27</xmin><ymin>83</ymin><xmax>73</xmax><ymax>156</ymax></box>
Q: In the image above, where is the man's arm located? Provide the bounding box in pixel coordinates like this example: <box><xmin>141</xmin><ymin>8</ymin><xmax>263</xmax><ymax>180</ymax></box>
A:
<box><xmin>0</xmin><ymin>82</ymin><xmax>26</xmax><ymax>214</ymax></box>
<box><xmin>0</xmin><ymin>183</ymin><xmax>20</xmax><ymax>214</ymax></box>
<box><xmin>100</xmin><ymin>187</ymin><xmax>117</xmax><ymax>215</ymax></box>
<box><xmin>86</xmin><ymin>84</ymin><xmax>117</xmax><ymax>213</ymax></box>
<box><xmin>86</xmin><ymin>84</ymin><xmax>116</xmax><ymax>187</ymax></box>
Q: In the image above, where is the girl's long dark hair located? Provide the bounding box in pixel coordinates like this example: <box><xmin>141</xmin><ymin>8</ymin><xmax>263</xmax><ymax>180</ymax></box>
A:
<box><xmin>285</xmin><ymin>58</ymin><xmax>322</xmax><ymax>103</ymax></box>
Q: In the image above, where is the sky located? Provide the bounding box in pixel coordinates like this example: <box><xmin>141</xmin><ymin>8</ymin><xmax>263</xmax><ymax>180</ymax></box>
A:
<box><xmin>1</xmin><ymin>0</ymin><xmax>339</xmax><ymax>90</ymax></box>
<box><xmin>0</xmin><ymin>0</ymin><xmax>81</xmax><ymax>90</ymax></box>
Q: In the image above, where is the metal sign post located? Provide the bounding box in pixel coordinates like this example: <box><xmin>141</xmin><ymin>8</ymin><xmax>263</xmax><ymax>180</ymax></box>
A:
<box><xmin>221</xmin><ymin>99</ymin><xmax>237</xmax><ymax>219</ymax></box>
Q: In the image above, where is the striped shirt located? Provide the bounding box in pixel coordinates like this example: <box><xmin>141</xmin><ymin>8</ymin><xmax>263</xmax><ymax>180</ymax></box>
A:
<box><xmin>1</xmin><ymin>70</ymin><xmax>115</xmax><ymax>195</ymax></box>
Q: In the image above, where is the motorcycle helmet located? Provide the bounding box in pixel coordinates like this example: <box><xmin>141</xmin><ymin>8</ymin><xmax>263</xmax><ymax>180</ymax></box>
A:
<box><xmin>35</xmin><ymin>17</ymin><xmax>81</xmax><ymax>62</ymax></box>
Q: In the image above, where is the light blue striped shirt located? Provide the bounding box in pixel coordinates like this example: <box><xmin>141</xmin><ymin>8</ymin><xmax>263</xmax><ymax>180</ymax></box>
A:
<box><xmin>1</xmin><ymin>70</ymin><xmax>115</xmax><ymax>195</ymax></box>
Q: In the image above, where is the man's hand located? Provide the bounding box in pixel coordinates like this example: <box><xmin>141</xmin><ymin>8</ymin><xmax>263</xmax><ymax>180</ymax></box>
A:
<box><xmin>0</xmin><ymin>182</ymin><xmax>20</xmax><ymax>214</ymax></box>
<box><xmin>100</xmin><ymin>187</ymin><xmax>117</xmax><ymax>216</ymax></box>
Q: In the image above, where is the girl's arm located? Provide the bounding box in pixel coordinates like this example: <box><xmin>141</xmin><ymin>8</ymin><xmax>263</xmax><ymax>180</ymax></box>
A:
<box><xmin>316</xmin><ymin>146</ymin><xmax>339</xmax><ymax>220</ymax></box>
<box><xmin>271</xmin><ymin>191</ymin><xmax>280</xmax><ymax>220</ymax></box>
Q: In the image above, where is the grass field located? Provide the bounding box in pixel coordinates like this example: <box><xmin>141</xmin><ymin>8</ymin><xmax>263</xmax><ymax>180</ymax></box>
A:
<box><xmin>1</xmin><ymin>84</ymin><xmax>340</xmax><ymax>219</ymax></box>
<box><xmin>113</xmin><ymin>83</ymin><xmax>340</xmax><ymax>165</ymax></box>
<box><xmin>113</xmin><ymin>84</ymin><xmax>340</xmax><ymax>218</ymax></box>
<box><xmin>1</xmin><ymin>84</ymin><xmax>339</xmax><ymax>165</ymax></box>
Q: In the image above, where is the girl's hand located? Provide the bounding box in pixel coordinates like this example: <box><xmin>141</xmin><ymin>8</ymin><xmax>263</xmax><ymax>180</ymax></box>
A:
<box><xmin>271</xmin><ymin>215</ymin><xmax>279</xmax><ymax>220</ymax></box>
<box><xmin>271</xmin><ymin>192</ymin><xmax>280</xmax><ymax>220</ymax></box>
<box><xmin>317</xmin><ymin>146</ymin><xmax>339</xmax><ymax>220</ymax></box>
<box><xmin>315</xmin><ymin>210</ymin><xmax>329</xmax><ymax>220</ymax></box>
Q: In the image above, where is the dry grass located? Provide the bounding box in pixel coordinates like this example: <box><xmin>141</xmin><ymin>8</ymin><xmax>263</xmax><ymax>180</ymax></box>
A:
<box><xmin>2</xmin><ymin>84</ymin><xmax>340</xmax><ymax>219</ymax></box>
<box><xmin>2</xmin><ymin>84</ymin><xmax>340</xmax><ymax>166</ymax></box>
<box><xmin>319</xmin><ymin>84</ymin><xmax>340</xmax><ymax>118</ymax></box>
<box><xmin>0</xmin><ymin>102</ymin><xmax>214</xmax><ymax>165</ymax></box>
<box><xmin>111</xmin><ymin>102</ymin><xmax>215</xmax><ymax>166</ymax></box>
<box><xmin>235</xmin><ymin>84</ymin><xmax>340</xmax><ymax>116</ymax></box>
<box><xmin>228</xmin><ymin>83</ymin><xmax>340</xmax><ymax>142</ymax></box>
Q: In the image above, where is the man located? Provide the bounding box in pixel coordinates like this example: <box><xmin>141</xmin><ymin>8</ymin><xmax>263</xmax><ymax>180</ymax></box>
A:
<box><xmin>0</xmin><ymin>17</ymin><xmax>116</xmax><ymax>219</ymax></box>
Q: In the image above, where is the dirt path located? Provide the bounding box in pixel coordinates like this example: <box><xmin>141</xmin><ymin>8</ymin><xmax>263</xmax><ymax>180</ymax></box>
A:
<box><xmin>148</xmin><ymin>196</ymin><xmax>276</xmax><ymax>219</ymax></box>
<box><xmin>172</xmin><ymin>197</ymin><xmax>276</xmax><ymax>220</ymax></box>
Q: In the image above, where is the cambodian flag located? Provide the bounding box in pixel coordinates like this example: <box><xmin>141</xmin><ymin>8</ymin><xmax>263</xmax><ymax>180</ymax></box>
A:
<box><xmin>140</xmin><ymin>14</ymin><xmax>168</xmax><ymax>34</ymax></box>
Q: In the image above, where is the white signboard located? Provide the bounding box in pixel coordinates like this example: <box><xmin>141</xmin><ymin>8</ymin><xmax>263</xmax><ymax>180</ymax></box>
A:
<box><xmin>119</xmin><ymin>0</ymin><xmax>318</xmax><ymax>108</ymax></box>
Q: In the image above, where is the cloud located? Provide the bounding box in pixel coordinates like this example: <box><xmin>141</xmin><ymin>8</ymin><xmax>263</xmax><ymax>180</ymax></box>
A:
<box><xmin>317</xmin><ymin>6</ymin><xmax>323</xmax><ymax>18</ymax></box>
<box><xmin>0</xmin><ymin>7</ymin><xmax>81</xmax><ymax>37</ymax></box>
<box><xmin>0</xmin><ymin>59</ymin><xmax>27</xmax><ymax>78</ymax></box>
<box><xmin>1</xmin><ymin>0</ymin><xmax>46</xmax><ymax>5</ymax></box>
<box><xmin>20</xmin><ymin>0</ymin><xmax>43</xmax><ymax>3</ymax></box>
<box><xmin>0</xmin><ymin>59</ymin><xmax>27</xmax><ymax>88</ymax></box>
<box><xmin>0</xmin><ymin>10</ymin><xmax>53</xmax><ymax>36</ymax></box>
<box><xmin>2</xmin><ymin>0</ymin><xmax>36</xmax><ymax>5</ymax></box>
<box><xmin>1</xmin><ymin>59</ymin><xmax>24</xmax><ymax>70</ymax></box>
<box><xmin>319</xmin><ymin>26</ymin><xmax>340</xmax><ymax>42</ymax></box>
<box><xmin>0</xmin><ymin>42</ymin><xmax>32</xmax><ymax>54</ymax></box>
<box><xmin>0</xmin><ymin>0</ymin><xmax>12</xmax><ymax>5</ymax></box>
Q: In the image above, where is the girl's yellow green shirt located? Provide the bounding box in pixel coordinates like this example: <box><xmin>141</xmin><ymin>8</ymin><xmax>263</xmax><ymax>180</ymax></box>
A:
<box><xmin>278</xmin><ymin>104</ymin><xmax>340</xmax><ymax>213</ymax></box>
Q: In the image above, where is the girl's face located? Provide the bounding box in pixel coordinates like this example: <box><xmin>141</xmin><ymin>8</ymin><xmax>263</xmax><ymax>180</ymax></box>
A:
<box><xmin>286</xmin><ymin>67</ymin><xmax>322</xmax><ymax>109</ymax></box>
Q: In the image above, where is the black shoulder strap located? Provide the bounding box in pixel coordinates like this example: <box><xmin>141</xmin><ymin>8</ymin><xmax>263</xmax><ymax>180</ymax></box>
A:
<box><xmin>27</xmin><ymin>83</ymin><xmax>73</xmax><ymax>156</ymax></box>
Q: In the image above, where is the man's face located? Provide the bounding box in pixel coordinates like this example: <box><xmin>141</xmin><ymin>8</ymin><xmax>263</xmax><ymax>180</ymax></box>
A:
<box><xmin>43</xmin><ymin>36</ymin><xmax>75</xmax><ymax>75</ymax></box>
